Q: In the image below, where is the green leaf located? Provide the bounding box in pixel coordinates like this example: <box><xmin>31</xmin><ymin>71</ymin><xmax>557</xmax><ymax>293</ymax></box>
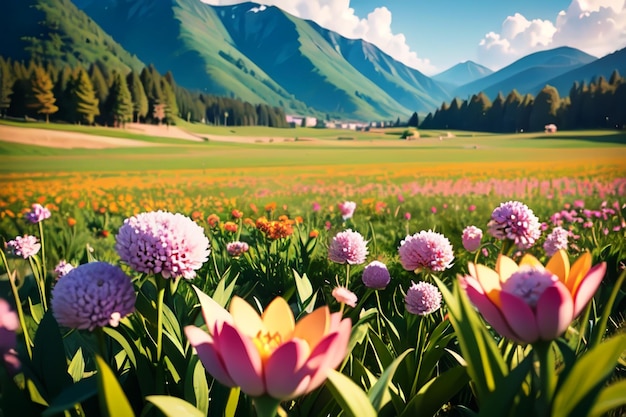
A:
<box><xmin>552</xmin><ymin>333</ymin><xmax>626</xmax><ymax>417</ymax></box>
<box><xmin>103</xmin><ymin>327</ymin><xmax>137</xmax><ymax>369</ymax></box>
<box><xmin>326</xmin><ymin>369</ymin><xmax>377</xmax><ymax>417</ymax></box>
<box><xmin>368</xmin><ymin>349</ymin><xmax>413</xmax><ymax>411</ymax></box>
<box><xmin>588</xmin><ymin>380</ymin><xmax>626</xmax><ymax>417</ymax></box>
<box><xmin>368</xmin><ymin>329</ymin><xmax>395</xmax><ymax>372</ymax></box>
<box><xmin>225</xmin><ymin>387</ymin><xmax>241</xmax><ymax>417</ymax></box>
<box><xmin>146</xmin><ymin>395</ymin><xmax>204</xmax><ymax>417</ymax></box>
<box><xmin>31</xmin><ymin>310</ymin><xmax>73</xmax><ymax>401</ymax></box>
<box><xmin>28</xmin><ymin>298</ymin><xmax>44</xmax><ymax>324</ymax></box>
<box><xmin>67</xmin><ymin>347</ymin><xmax>86</xmax><ymax>383</ymax></box>
<box><xmin>212</xmin><ymin>272</ymin><xmax>238</xmax><ymax>307</ymax></box>
<box><xmin>293</xmin><ymin>269</ymin><xmax>316</xmax><ymax>312</ymax></box>
<box><xmin>400</xmin><ymin>365</ymin><xmax>469</xmax><ymax>417</ymax></box>
<box><xmin>184</xmin><ymin>357</ymin><xmax>209</xmax><ymax>415</ymax></box>
<box><xmin>95</xmin><ymin>355</ymin><xmax>135</xmax><ymax>417</ymax></box>
<box><xmin>42</xmin><ymin>377</ymin><xmax>98</xmax><ymax>417</ymax></box>
<box><xmin>478</xmin><ymin>353</ymin><xmax>534</xmax><ymax>417</ymax></box>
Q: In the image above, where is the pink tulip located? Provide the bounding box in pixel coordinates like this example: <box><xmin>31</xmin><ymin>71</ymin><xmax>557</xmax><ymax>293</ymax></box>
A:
<box><xmin>185</xmin><ymin>288</ymin><xmax>351</xmax><ymax>401</ymax></box>
<box><xmin>459</xmin><ymin>250</ymin><xmax>606</xmax><ymax>344</ymax></box>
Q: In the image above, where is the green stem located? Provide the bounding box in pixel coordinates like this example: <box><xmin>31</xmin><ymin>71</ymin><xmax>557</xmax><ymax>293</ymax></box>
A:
<box><xmin>591</xmin><ymin>268</ymin><xmax>626</xmax><ymax>347</ymax></box>
<box><xmin>94</xmin><ymin>327</ymin><xmax>108</xmax><ymax>362</ymax></box>
<box><xmin>38</xmin><ymin>221</ymin><xmax>46</xmax><ymax>273</ymax></box>
<box><xmin>533</xmin><ymin>341</ymin><xmax>556</xmax><ymax>417</ymax></box>
<box><xmin>253</xmin><ymin>395</ymin><xmax>280</xmax><ymax>417</ymax></box>
<box><xmin>29</xmin><ymin>257</ymin><xmax>47</xmax><ymax>311</ymax></box>
<box><xmin>1</xmin><ymin>251</ymin><xmax>33</xmax><ymax>359</ymax></box>
<box><xmin>345</xmin><ymin>263</ymin><xmax>351</xmax><ymax>288</ymax></box>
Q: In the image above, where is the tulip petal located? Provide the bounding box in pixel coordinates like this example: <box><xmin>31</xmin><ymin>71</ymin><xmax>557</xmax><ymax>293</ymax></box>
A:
<box><xmin>462</xmin><ymin>278</ymin><xmax>520</xmax><ymax>342</ymax></box>
<box><xmin>184</xmin><ymin>326</ymin><xmax>236</xmax><ymax>387</ymax></box>
<box><xmin>229</xmin><ymin>296</ymin><xmax>265</xmax><ymax>338</ymax></box>
<box><xmin>499</xmin><ymin>292</ymin><xmax>539</xmax><ymax>344</ymax></box>
<box><xmin>572</xmin><ymin>262</ymin><xmax>606</xmax><ymax>318</ymax></box>
<box><xmin>192</xmin><ymin>285</ymin><xmax>233</xmax><ymax>335</ymax></box>
<box><xmin>262</xmin><ymin>297</ymin><xmax>295</xmax><ymax>341</ymax></box>
<box><xmin>535</xmin><ymin>284</ymin><xmax>574</xmax><ymax>341</ymax></box>
<box><xmin>293</xmin><ymin>306</ymin><xmax>330</xmax><ymax>350</ymax></box>
<box><xmin>496</xmin><ymin>255</ymin><xmax>519</xmax><ymax>282</ymax></box>
<box><xmin>473</xmin><ymin>263</ymin><xmax>503</xmax><ymax>307</ymax></box>
<box><xmin>264</xmin><ymin>339</ymin><xmax>310</xmax><ymax>400</ymax></box>
<box><xmin>567</xmin><ymin>252</ymin><xmax>592</xmax><ymax>295</ymax></box>
<box><xmin>218</xmin><ymin>322</ymin><xmax>265</xmax><ymax>396</ymax></box>
<box><xmin>519</xmin><ymin>254</ymin><xmax>543</xmax><ymax>269</ymax></box>
<box><xmin>545</xmin><ymin>249</ymin><xmax>570</xmax><ymax>283</ymax></box>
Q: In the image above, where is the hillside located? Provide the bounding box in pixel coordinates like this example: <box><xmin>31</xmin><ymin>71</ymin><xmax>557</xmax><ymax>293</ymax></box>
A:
<box><xmin>432</xmin><ymin>61</ymin><xmax>493</xmax><ymax>87</ymax></box>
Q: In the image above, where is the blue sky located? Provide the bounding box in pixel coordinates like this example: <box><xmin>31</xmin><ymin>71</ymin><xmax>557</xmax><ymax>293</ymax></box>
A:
<box><xmin>203</xmin><ymin>0</ymin><xmax>626</xmax><ymax>75</ymax></box>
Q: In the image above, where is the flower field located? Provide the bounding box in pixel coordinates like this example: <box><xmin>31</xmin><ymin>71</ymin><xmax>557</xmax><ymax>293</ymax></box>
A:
<box><xmin>0</xmin><ymin>128</ymin><xmax>626</xmax><ymax>417</ymax></box>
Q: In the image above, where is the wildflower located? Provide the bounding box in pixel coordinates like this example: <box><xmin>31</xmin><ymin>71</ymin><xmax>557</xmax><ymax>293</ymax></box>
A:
<box><xmin>460</xmin><ymin>251</ymin><xmax>606</xmax><ymax>344</ymax></box>
<box><xmin>404</xmin><ymin>212</ymin><xmax>411</xmax><ymax>220</ymax></box>
<box><xmin>468</xmin><ymin>204</ymin><xmax>476</xmax><ymax>212</ymax></box>
<box><xmin>224</xmin><ymin>221</ymin><xmax>238</xmax><ymax>233</ymax></box>
<box><xmin>207</xmin><ymin>214</ymin><xmax>220</xmax><ymax>228</ymax></box>
<box><xmin>116</xmin><ymin>210</ymin><xmax>211</xmax><ymax>280</ymax></box>
<box><xmin>398</xmin><ymin>230</ymin><xmax>454</xmax><ymax>272</ymax></box>
<box><xmin>543</xmin><ymin>227</ymin><xmax>570</xmax><ymax>257</ymax></box>
<box><xmin>430</xmin><ymin>206</ymin><xmax>437</xmax><ymax>214</ymax></box>
<box><xmin>332</xmin><ymin>286</ymin><xmax>358</xmax><ymax>307</ymax></box>
<box><xmin>309</xmin><ymin>229</ymin><xmax>319</xmax><ymax>238</ymax></box>
<box><xmin>0</xmin><ymin>298</ymin><xmax>20</xmax><ymax>374</ymax></box>
<box><xmin>231</xmin><ymin>209</ymin><xmax>243</xmax><ymax>219</ymax></box>
<box><xmin>462</xmin><ymin>226</ymin><xmax>483</xmax><ymax>252</ymax></box>
<box><xmin>51</xmin><ymin>262</ymin><xmax>136</xmax><ymax>331</ymax></box>
<box><xmin>488</xmin><ymin>201</ymin><xmax>541</xmax><ymax>250</ymax></box>
<box><xmin>6</xmin><ymin>235</ymin><xmax>40</xmax><ymax>259</ymax></box>
<box><xmin>67</xmin><ymin>217</ymin><xmax>77</xmax><ymax>227</ymax></box>
<box><xmin>312</xmin><ymin>202</ymin><xmax>321</xmax><ymax>212</ymax></box>
<box><xmin>338</xmin><ymin>201</ymin><xmax>356</xmax><ymax>220</ymax></box>
<box><xmin>25</xmin><ymin>203</ymin><xmax>51</xmax><ymax>223</ymax></box>
<box><xmin>328</xmin><ymin>229</ymin><xmax>368</xmax><ymax>265</ymax></box>
<box><xmin>184</xmin><ymin>292</ymin><xmax>351</xmax><ymax>401</ymax></box>
<box><xmin>405</xmin><ymin>281</ymin><xmax>442</xmax><ymax>315</ymax></box>
<box><xmin>362</xmin><ymin>260</ymin><xmax>391</xmax><ymax>290</ymax></box>
<box><xmin>397</xmin><ymin>194</ymin><xmax>405</xmax><ymax>203</ymax></box>
<box><xmin>226</xmin><ymin>241</ymin><xmax>249</xmax><ymax>257</ymax></box>
<box><xmin>54</xmin><ymin>260</ymin><xmax>74</xmax><ymax>279</ymax></box>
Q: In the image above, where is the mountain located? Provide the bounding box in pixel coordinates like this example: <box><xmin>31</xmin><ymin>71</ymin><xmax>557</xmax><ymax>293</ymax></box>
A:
<box><xmin>72</xmin><ymin>0</ymin><xmax>451</xmax><ymax>120</ymax></box>
<box><xmin>0</xmin><ymin>0</ymin><xmax>145</xmax><ymax>75</ymax></box>
<box><xmin>532</xmin><ymin>47</ymin><xmax>626</xmax><ymax>96</ymax></box>
<box><xmin>432</xmin><ymin>61</ymin><xmax>493</xmax><ymax>87</ymax></box>
<box><xmin>452</xmin><ymin>47</ymin><xmax>597</xmax><ymax>100</ymax></box>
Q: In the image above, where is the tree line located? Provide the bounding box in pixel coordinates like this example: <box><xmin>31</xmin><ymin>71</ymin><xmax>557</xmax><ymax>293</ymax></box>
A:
<box><xmin>0</xmin><ymin>57</ymin><xmax>289</xmax><ymax>127</ymax></box>
<box><xmin>419</xmin><ymin>70</ymin><xmax>626</xmax><ymax>132</ymax></box>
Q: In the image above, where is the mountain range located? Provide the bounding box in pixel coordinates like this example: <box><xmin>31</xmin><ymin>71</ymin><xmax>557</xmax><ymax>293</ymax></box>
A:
<box><xmin>2</xmin><ymin>0</ymin><xmax>625</xmax><ymax>121</ymax></box>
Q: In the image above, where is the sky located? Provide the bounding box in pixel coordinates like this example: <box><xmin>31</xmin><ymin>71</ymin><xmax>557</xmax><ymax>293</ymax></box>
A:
<box><xmin>201</xmin><ymin>0</ymin><xmax>626</xmax><ymax>75</ymax></box>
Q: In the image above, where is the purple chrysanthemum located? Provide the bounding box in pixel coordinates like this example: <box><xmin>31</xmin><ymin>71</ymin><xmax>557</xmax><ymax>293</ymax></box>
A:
<box><xmin>405</xmin><ymin>281</ymin><xmax>442</xmax><ymax>315</ymax></box>
<box><xmin>51</xmin><ymin>262</ymin><xmax>136</xmax><ymax>331</ymax></box>
<box><xmin>543</xmin><ymin>227</ymin><xmax>570</xmax><ymax>257</ymax></box>
<box><xmin>332</xmin><ymin>286</ymin><xmax>358</xmax><ymax>308</ymax></box>
<box><xmin>398</xmin><ymin>230</ymin><xmax>454</xmax><ymax>272</ymax></box>
<box><xmin>116</xmin><ymin>210</ymin><xmax>210</xmax><ymax>280</ymax></box>
<box><xmin>488</xmin><ymin>201</ymin><xmax>541</xmax><ymax>250</ymax></box>
<box><xmin>328</xmin><ymin>229</ymin><xmax>368</xmax><ymax>265</ymax></box>
<box><xmin>24</xmin><ymin>203</ymin><xmax>51</xmax><ymax>224</ymax></box>
<box><xmin>6</xmin><ymin>235</ymin><xmax>41</xmax><ymax>259</ymax></box>
<box><xmin>462</xmin><ymin>225</ymin><xmax>483</xmax><ymax>252</ymax></box>
<box><xmin>338</xmin><ymin>201</ymin><xmax>357</xmax><ymax>221</ymax></box>
<box><xmin>54</xmin><ymin>260</ymin><xmax>74</xmax><ymax>279</ymax></box>
<box><xmin>226</xmin><ymin>241</ymin><xmax>249</xmax><ymax>257</ymax></box>
<box><xmin>362</xmin><ymin>260</ymin><xmax>391</xmax><ymax>290</ymax></box>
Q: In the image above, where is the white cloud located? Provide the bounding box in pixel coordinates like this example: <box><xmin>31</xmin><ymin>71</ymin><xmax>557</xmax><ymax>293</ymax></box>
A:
<box><xmin>200</xmin><ymin>0</ymin><xmax>436</xmax><ymax>74</ymax></box>
<box><xmin>478</xmin><ymin>0</ymin><xmax>626</xmax><ymax>70</ymax></box>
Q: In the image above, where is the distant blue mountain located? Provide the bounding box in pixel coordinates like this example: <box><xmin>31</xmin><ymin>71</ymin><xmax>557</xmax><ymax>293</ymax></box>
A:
<box><xmin>432</xmin><ymin>61</ymin><xmax>493</xmax><ymax>87</ymax></box>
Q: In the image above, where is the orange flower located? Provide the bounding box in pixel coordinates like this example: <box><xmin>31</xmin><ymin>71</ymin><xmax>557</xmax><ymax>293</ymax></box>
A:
<box><xmin>265</xmin><ymin>202</ymin><xmax>277</xmax><ymax>212</ymax></box>
<box><xmin>309</xmin><ymin>230</ymin><xmax>319</xmax><ymax>238</ymax></box>
<box><xmin>224</xmin><ymin>221</ymin><xmax>238</xmax><ymax>233</ymax></box>
<box><xmin>207</xmin><ymin>214</ymin><xmax>220</xmax><ymax>228</ymax></box>
<box><xmin>231</xmin><ymin>209</ymin><xmax>243</xmax><ymax>219</ymax></box>
<box><xmin>67</xmin><ymin>217</ymin><xmax>77</xmax><ymax>227</ymax></box>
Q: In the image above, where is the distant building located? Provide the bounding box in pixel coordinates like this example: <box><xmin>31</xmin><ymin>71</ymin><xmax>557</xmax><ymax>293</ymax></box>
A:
<box><xmin>544</xmin><ymin>124</ymin><xmax>557</xmax><ymax>133</ymax></box>
<box><xmin>285</xmin><ymin>115</ymin><xmax>318</xmax><ymax>128</ymax></box>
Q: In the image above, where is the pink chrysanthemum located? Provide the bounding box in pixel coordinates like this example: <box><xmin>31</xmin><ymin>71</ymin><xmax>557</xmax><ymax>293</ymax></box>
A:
<box><xmin>543</xmin><ymin>227</ymin><xmax>570</xmax><ymax>257</ymax></box>
<box><xmin>405</xmin><ymin>281</ymin><xmax>442</xmax><ymax>315</ymax></box>
<box><xmin>51</xmin><ymin>262</ymin><xmax>136</xmax><ymax>331</ymax></box>
<box><xmin>6</xmin><ymin>235</ymin><xmax>41</xmax><ymax>259</ymax></box>
<box><xmin>54</xmin><ymin>260</ymin><xmax>74</xmax><ymax>279</ymax></box>
<box><xmin>328</xmin><ymin>229</ymin><xmax>368</xmax><ymax>265</ymax></box>
<box><xmin>0</xmin><ymin>299</ymin><xmax>20</xmax><ymax>375</ymax></box>
<box><xmin>488</xmin><ymin>201</ymin><xmax>541</xmax><ymax>250</ymax></box>
<box><xmin>362</xmin><ymin>260</ymin><xmax>391</xmax><ymax>290</ymax></box>
<box><xmin>116</xmin><ymin>210</ymin><xmax>210</xmax><ymax>280</ymax></box>
<box><xmin>332</xmin><ymin>286</ymin><xmax>358</xmax><ymax>307</ymax></box>
<box><xmin>462</xmin><ymin>226</ymin><xmax>483</xmax><ymax>252</ymax></box>
<box><xmin>226</xmin><ymin>241</ymin><xmax>249</xmax><ymax>257</ymax></box>
<box><xmin>25</xmin><ymin>203</ymin><xmax>51</xmax><ymax>224</ymax></box>
<box><xmin>398</xmin><ymin>230</ymin><xmax>454</xmax><ymax>272</ymax></box>
<box><xmin>338</xmin><ymin>201</ymin><xmax>357</xmax><ymax>221</ymax></box>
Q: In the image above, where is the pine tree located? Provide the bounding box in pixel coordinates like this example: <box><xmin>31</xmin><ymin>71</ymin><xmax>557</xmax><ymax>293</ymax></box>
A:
<box><xmin>127</xmin><ymin>70</ymin><xmax>148</xmax><ymax>123</ymax></box>
<box><xmin>70</xmin><ymin>67</ymin><xmax>99</xmax><ymax>124</ymax></box>
<box><xmin>407</xmin><ymin>111</ymin><xmax>419</xmax><ymax>127</ymax></box>
<box><xmin>0</xmin><ymin>58</ymin><xmax>13</xmax><ymax>117</ymax></box>
<box><xmin>529</xmin><ymin>85</ymin><xmax>561</xmax><ymax>132</ymax></box>
<box><xmin>160</xmin><ymin>77</ymin><xmax>178</xmax><ymax>124</ymax></box>
<box><xmin>105</xmin><ymin>71</ymin><xmax>133</xmax><ymax>127</ymax></box>
<box><xmin>26</xmin><ymin>66</ymin><xmax>58</xmax><ymax>122</ymax></box>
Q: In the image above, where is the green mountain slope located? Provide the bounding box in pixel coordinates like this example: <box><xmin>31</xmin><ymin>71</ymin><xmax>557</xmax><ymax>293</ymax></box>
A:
<box><xmin>0</xmin><ymin>0</ymin><xmax>144</xmax><ymax>74</ymax></box>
